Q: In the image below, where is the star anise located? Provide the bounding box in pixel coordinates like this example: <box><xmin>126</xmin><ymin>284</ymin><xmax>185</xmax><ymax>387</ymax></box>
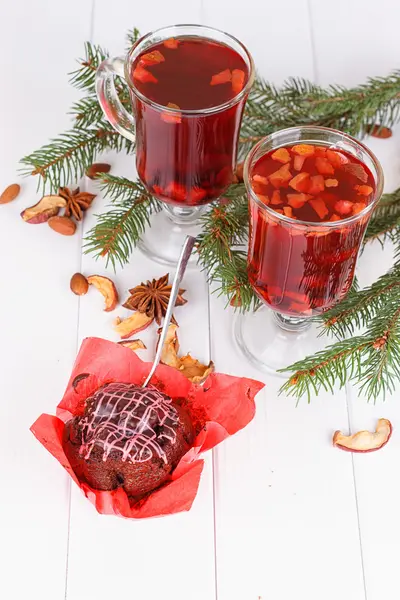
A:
<box><xmin>123</xmin><ymin>273</ymin><xmax>187</xmax><ymax>325</ymax></box>
<box><xmin>59</xmin><ymin>187</ymin><xmax>96</xmax><ymax>221</ymax></box>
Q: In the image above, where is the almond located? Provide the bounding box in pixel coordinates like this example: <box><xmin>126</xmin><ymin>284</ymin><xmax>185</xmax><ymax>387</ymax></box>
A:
<box><xmin>86</xmin><ymin>162</ymin><xmax>111</xmax><ymax>180</ymax></box>
<box><xmin>48</xmin><ymin>216</ymin><xmax>76</xmax><ymax>236</ymax></box>
<box><xmin>70</xmin><ymin>273</ymin><xmax>89</xmax><ymax>296</ymax></box>
<box><xmin>0</xmin><ymin>183</ymin><xmax>21</xmax><ymax>204</ymax></box>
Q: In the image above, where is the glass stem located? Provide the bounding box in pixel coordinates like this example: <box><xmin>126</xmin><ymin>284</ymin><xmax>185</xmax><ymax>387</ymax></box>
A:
<box><xmin>273</xmin><ymin>312</ymin><xmax>311</xmax><ymax>333</ymax></box>
<box><xmin>161</xmin><ymin>202</ymin><xmax>208</xmax><ymax>226</ymax></box>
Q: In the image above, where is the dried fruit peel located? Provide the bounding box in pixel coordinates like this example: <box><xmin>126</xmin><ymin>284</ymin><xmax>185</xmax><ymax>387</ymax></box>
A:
<box><xmin>333</xmin><ymin>418</ymin><xmax>392</xmax><ymax>452</ymax></box>
<box><xmin>114</xmin><ymin>313</ymin><xmax>153</xmax><ymax>339</ymax></box>
<box><xmin>88</xmin><ymin>275</ymin><xmax>119</xmax><ymax>312</ymax></box>
<box><xmin>21</xmin><ymin>195</ymin><xmax>66</xmax><ymax>224</ymax></box>
<box><xmin>158</xmin><ymin>324</ymin><xmax>214</xmax><ymax>384</ymax></box>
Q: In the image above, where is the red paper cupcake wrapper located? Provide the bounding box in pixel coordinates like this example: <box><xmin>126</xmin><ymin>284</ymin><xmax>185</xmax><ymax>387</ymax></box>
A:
<box><xmin>31</xmin><ymin>337</ymin><xmax>264</xmax><ymax>519</ymax></box>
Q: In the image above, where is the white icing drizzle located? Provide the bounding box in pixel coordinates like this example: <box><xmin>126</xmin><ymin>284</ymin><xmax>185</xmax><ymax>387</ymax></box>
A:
<box><xmin>78</xmin><ymin>383</ymin><xmax>178</xmax><ymax>464</ymax></box>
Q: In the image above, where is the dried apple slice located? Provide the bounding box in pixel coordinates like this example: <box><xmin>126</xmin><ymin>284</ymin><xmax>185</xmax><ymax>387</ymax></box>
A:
<box><xmin>114</xmin><ymin>312</ymin><xmax>153</xmax><ymax>339</ymax></box>
<box><xmin>210</xmin><ymin>68</ymin><xmax>231</xmax><ymax>86</ymax></box>
<box><xmin>269</xmin><ymin>163</ymin><xmax>292</xmax><ymax>188</ymax></box>
<box><xmin>87</xmin><ymin>275</ymin><xmax>119</xmax><ymax>311</ymax></box>
<box><xmin>118</xmin><ymin>339</ymin><xmax>147</xmax><ymax>351</ymax></box>
<box><xmin>132</xmin><ymin>65</ymin><xmax>158</xmax><ymax>84</ymax></box>
<box><xmin>333</xmin><ymin>418</ymin><xmax>392</xmax><ymax>452</ymax></box>
<box><xmin>272</xmin><ymin>148</ymin><xmax>290</xmax><ymax>164</ymax></box>
<box><xmin>289</xmin><ymin>172</ymin><xmax>310</xmax><ymax>193</ymax></box>
<box><xmin>315</xmin><ymin>157</ymin><xmax>335</xmax><ymax>175</ymax></box>
<box><xmin>21</xmin><ymin>194</ymin><xmax>66</xmax><ymax>224</ymax></box>
<box><xmin>231</xmin><ymin>69</ymin><xmax>245</xmax><ymax>94</ymax></box>
<box><xmin>158</xmin><ymin>324</ymin><xmax>214</xmax><ymax>384</ymax></box>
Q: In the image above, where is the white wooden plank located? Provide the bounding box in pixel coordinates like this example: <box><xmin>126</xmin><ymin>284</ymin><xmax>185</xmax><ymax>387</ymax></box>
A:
<box><xmin>66</xmin><ymin>151</ymin><xmax>216</xmax><ymax>600</ymax></box>
<box><xmin>0</xmin><ymin>2</ymin><xmax>92</xmax><ymax>599</ymax></box>
<box><xmin>201</xmin><ymin>0</ymin><xmax>315</xmax><ymax>82</ymax></box>
<box><xmin>93</xmin><ymin>0</ymin><xmax>203</xmax><ymax>54</ymax></box>
<box><xmin>309</xmin><ymin>0</ymin><xmax>400</xmax><ymax>86</ymax></box>
<box><xmin>308</xmin><ymin>2</ymin><xmax>400</xmax><ymax>592</ymax></box>
<box><xmin>209</xmin><ymin>289</ymin><xmax>365</xmax><ymax>600</ymax></box>
<box><xmin>203</xmin><ymin>2</ymin><xmax>365</xmax><ymax>597</ymax></box>
<box><xmin>340</xmin><ymin>134</ymin><xmax>400</xmax><ymax>600</ymax></box>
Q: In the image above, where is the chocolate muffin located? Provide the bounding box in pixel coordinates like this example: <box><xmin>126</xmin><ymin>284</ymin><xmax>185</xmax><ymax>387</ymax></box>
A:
<box><xmin>63</xmin><ymin>382</ymin><xmax>194</xmax><ymax>501</ymax></box>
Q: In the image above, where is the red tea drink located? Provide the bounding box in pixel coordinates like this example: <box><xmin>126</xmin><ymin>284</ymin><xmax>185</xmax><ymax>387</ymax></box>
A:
<box><xmin>248</xmin><ymin>144</ymin><xmax>375</xmax><ymax>316</ymax></box>
<box><xmin>131</xmin><ymin>37</ymin><xmax>249</xmax><ymax>206</ymax></box>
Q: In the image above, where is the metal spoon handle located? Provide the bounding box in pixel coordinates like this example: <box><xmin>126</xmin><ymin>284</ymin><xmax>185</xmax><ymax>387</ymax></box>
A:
<box><xmin>142</xmin><ymin>235</ymin><xmax>196</xmax><ymax>387</ymax></box>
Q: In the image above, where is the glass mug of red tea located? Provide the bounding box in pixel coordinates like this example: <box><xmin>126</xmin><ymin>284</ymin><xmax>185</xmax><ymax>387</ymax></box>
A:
<box><xmin>235</xmin><ymin>126</ymin><xmax>383</xmax><ymax>374</ymax></box>
<box><xmin>96</xmin><ymin>24</ymin><xmax>254</xmax><ymax>264</ymax></box>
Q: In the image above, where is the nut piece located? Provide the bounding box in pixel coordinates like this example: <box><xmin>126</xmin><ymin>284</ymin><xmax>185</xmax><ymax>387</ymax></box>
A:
<box><xmin>0</xmin><ymin>183</ymin><xmax>21</xmax><ymax>204</ymax></box>
<box><xmin>87</xmin><ymin>275</ymin><xmax>119</xmax><ymax>311</ymax></box>
<box><xmin>158</xmin><ymin>324</ymin><xmax>214</xmax><ymax>384</ymax></box>
<box><xmin>118</xmin><ymin>339</ymin><xmax>147</xmax><ymax>351</ymax></box>
<box><xmin>333</xmin><ymin>418</ymin><xmax>392</xmax><ymax>453</ymax></box>
<box><xmin>21</xmin><ymin>194</ymin><xmax>66</xmax><ymax>224</ymax></box>
<box><xmin>114</xmin><ymin>312</ymin><xmax>153</xmax><ymax>338</ymax></box>
<box><xmin>70</xmin><ymin>273</ymin><xmax>89</xmax><ymax>296</ymax></box>
<box><xmin>48</xmin><ymin>216</ymin><xmax>76</xmax><ymax>235</ymax></box>
<box><xmin>86</xmin><ymin>163</ymin><xmax>112</xmax><ymax>180</ymax></box>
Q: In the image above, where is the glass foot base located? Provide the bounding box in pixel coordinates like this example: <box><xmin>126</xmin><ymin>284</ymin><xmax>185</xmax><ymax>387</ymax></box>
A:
<box><xmin>137</xmin><ymin>206</ymin><xmax>206</xmax><ymax>266</ymax></box>
<box><xmin>234</xmin><ymin>305</ymin><xmax>327</xmax><ymax>377</ymax></box>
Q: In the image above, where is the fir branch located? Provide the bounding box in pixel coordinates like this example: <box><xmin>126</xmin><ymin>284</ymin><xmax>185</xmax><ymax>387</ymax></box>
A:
<box><xmin>83</xmin><ymin>174</ymin><xmax>160</xmax><ymax>270</ymax></box>
<box><xmin>320</xmin><ymin>264</ymin><xmax>400</xmax><ymax>338</ymax></box>
<box><xmin>240</xmin><ymin>71</ymin><xmax>400</xmax><ymax>149</ymax></box>
<box><xmin>196</xmin><ymin>184</ymin><xmax>258</xmax><ymax>310</ymax></box>
<box><xmin>125</xmin><ymin>28</ymin><xmax>141</xmax><ymax>51</ymax></box>
<box><xmin>365</xmin><ymin>187</ymin><xmax>400</xmax><ymax>245</ymax></box>
<box><xmin>70</xmin><ymin>94</ymin><xmax>106</xmax><ymax>129</ymax></box>
<box><xmin>69</xmin><ymin>42</ymin><xmax>109</xmax><ymax>91</ymax></box>
<box><xmin>20</xmin><ymin>127</ymin><xmax>135</xmax><ymax>192</ymax></box>
<box><xmin>280</xmin><ymin>304</ymin><xmax>400</xmax><ymax>402</ymax></box>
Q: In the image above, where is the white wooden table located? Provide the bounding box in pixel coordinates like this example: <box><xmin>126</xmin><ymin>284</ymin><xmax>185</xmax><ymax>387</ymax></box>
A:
<box><xmin>1</xmin><ymin>1</ymin><xmax>400</xmax><ymax>599</ymax></box>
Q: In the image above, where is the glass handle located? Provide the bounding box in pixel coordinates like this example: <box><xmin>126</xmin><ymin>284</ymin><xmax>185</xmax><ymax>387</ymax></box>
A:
<box><xmin>96</xmin><ymin>56</ymin><xmax>136</xmax><ymax>142</ymax></box>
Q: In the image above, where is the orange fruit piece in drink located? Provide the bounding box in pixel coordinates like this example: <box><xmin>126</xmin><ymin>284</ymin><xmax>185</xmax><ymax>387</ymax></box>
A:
<box><xmin>210</xmin><ymin>69</ymin><xmax>232</xmax><ymax>86</ymax></box>
<box><xmin>310</xmin><ymin>197</ymin><xmax>329</xmax><ymax>219</ymax></box>
<box><xmin>164</xmin><ymin>38</ymin><xmax>179</xmax><ymax>49</ymax></box>
<box><xmin>289</xmin><ymin>172</ymin><xmax>310</xmax><ymax>192</ymax></box>
<box><xmin>292</xmin><ymin>144</ymin><xmax>315</xmax><ymax>157</ymax></box>
<box><xmin>308</xmin><ymin>175</ymin><xmax>325</xmax><ymax>195</ymax></box>
<box><xmin>315</xmin><ymin>157</ymin><xmax>335</xmax><ymax>175</ymax></box>
<box><xmin>269</xmin><ymin>163</ymin><xmax>292</xmax><ymax>188</ymax></box>
<box><xmin>139</xmin><ymin>50</ymin><xmax>165</xmax><ymax>66</ymax></box>
<box><xmin>231</xmin><ymin>69</ymin><xmax>246</xmax><ymax>94</ymax></box>
<box><xmin>271</xmin><ymin>148</ymin><xmax>291</xmax><ymax>164</ymax></box>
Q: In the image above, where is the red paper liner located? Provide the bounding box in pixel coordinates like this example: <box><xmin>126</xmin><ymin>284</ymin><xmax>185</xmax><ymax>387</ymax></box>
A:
<box><xmin>31</xmin><ymin>337</ymin><xmax>264</xmax><ymax>519</ymax></box>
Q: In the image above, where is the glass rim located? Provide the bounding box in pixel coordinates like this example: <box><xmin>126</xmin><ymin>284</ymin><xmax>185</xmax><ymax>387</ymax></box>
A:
<box><xmin>124</xmin><ymin>23</ymin><xmax>255</xmax><ymax>116</ymax></box>
<box><xmin>243</xmin><ymin>125</ymin><xmax>384</xmax><ymax>229</ymax></box>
